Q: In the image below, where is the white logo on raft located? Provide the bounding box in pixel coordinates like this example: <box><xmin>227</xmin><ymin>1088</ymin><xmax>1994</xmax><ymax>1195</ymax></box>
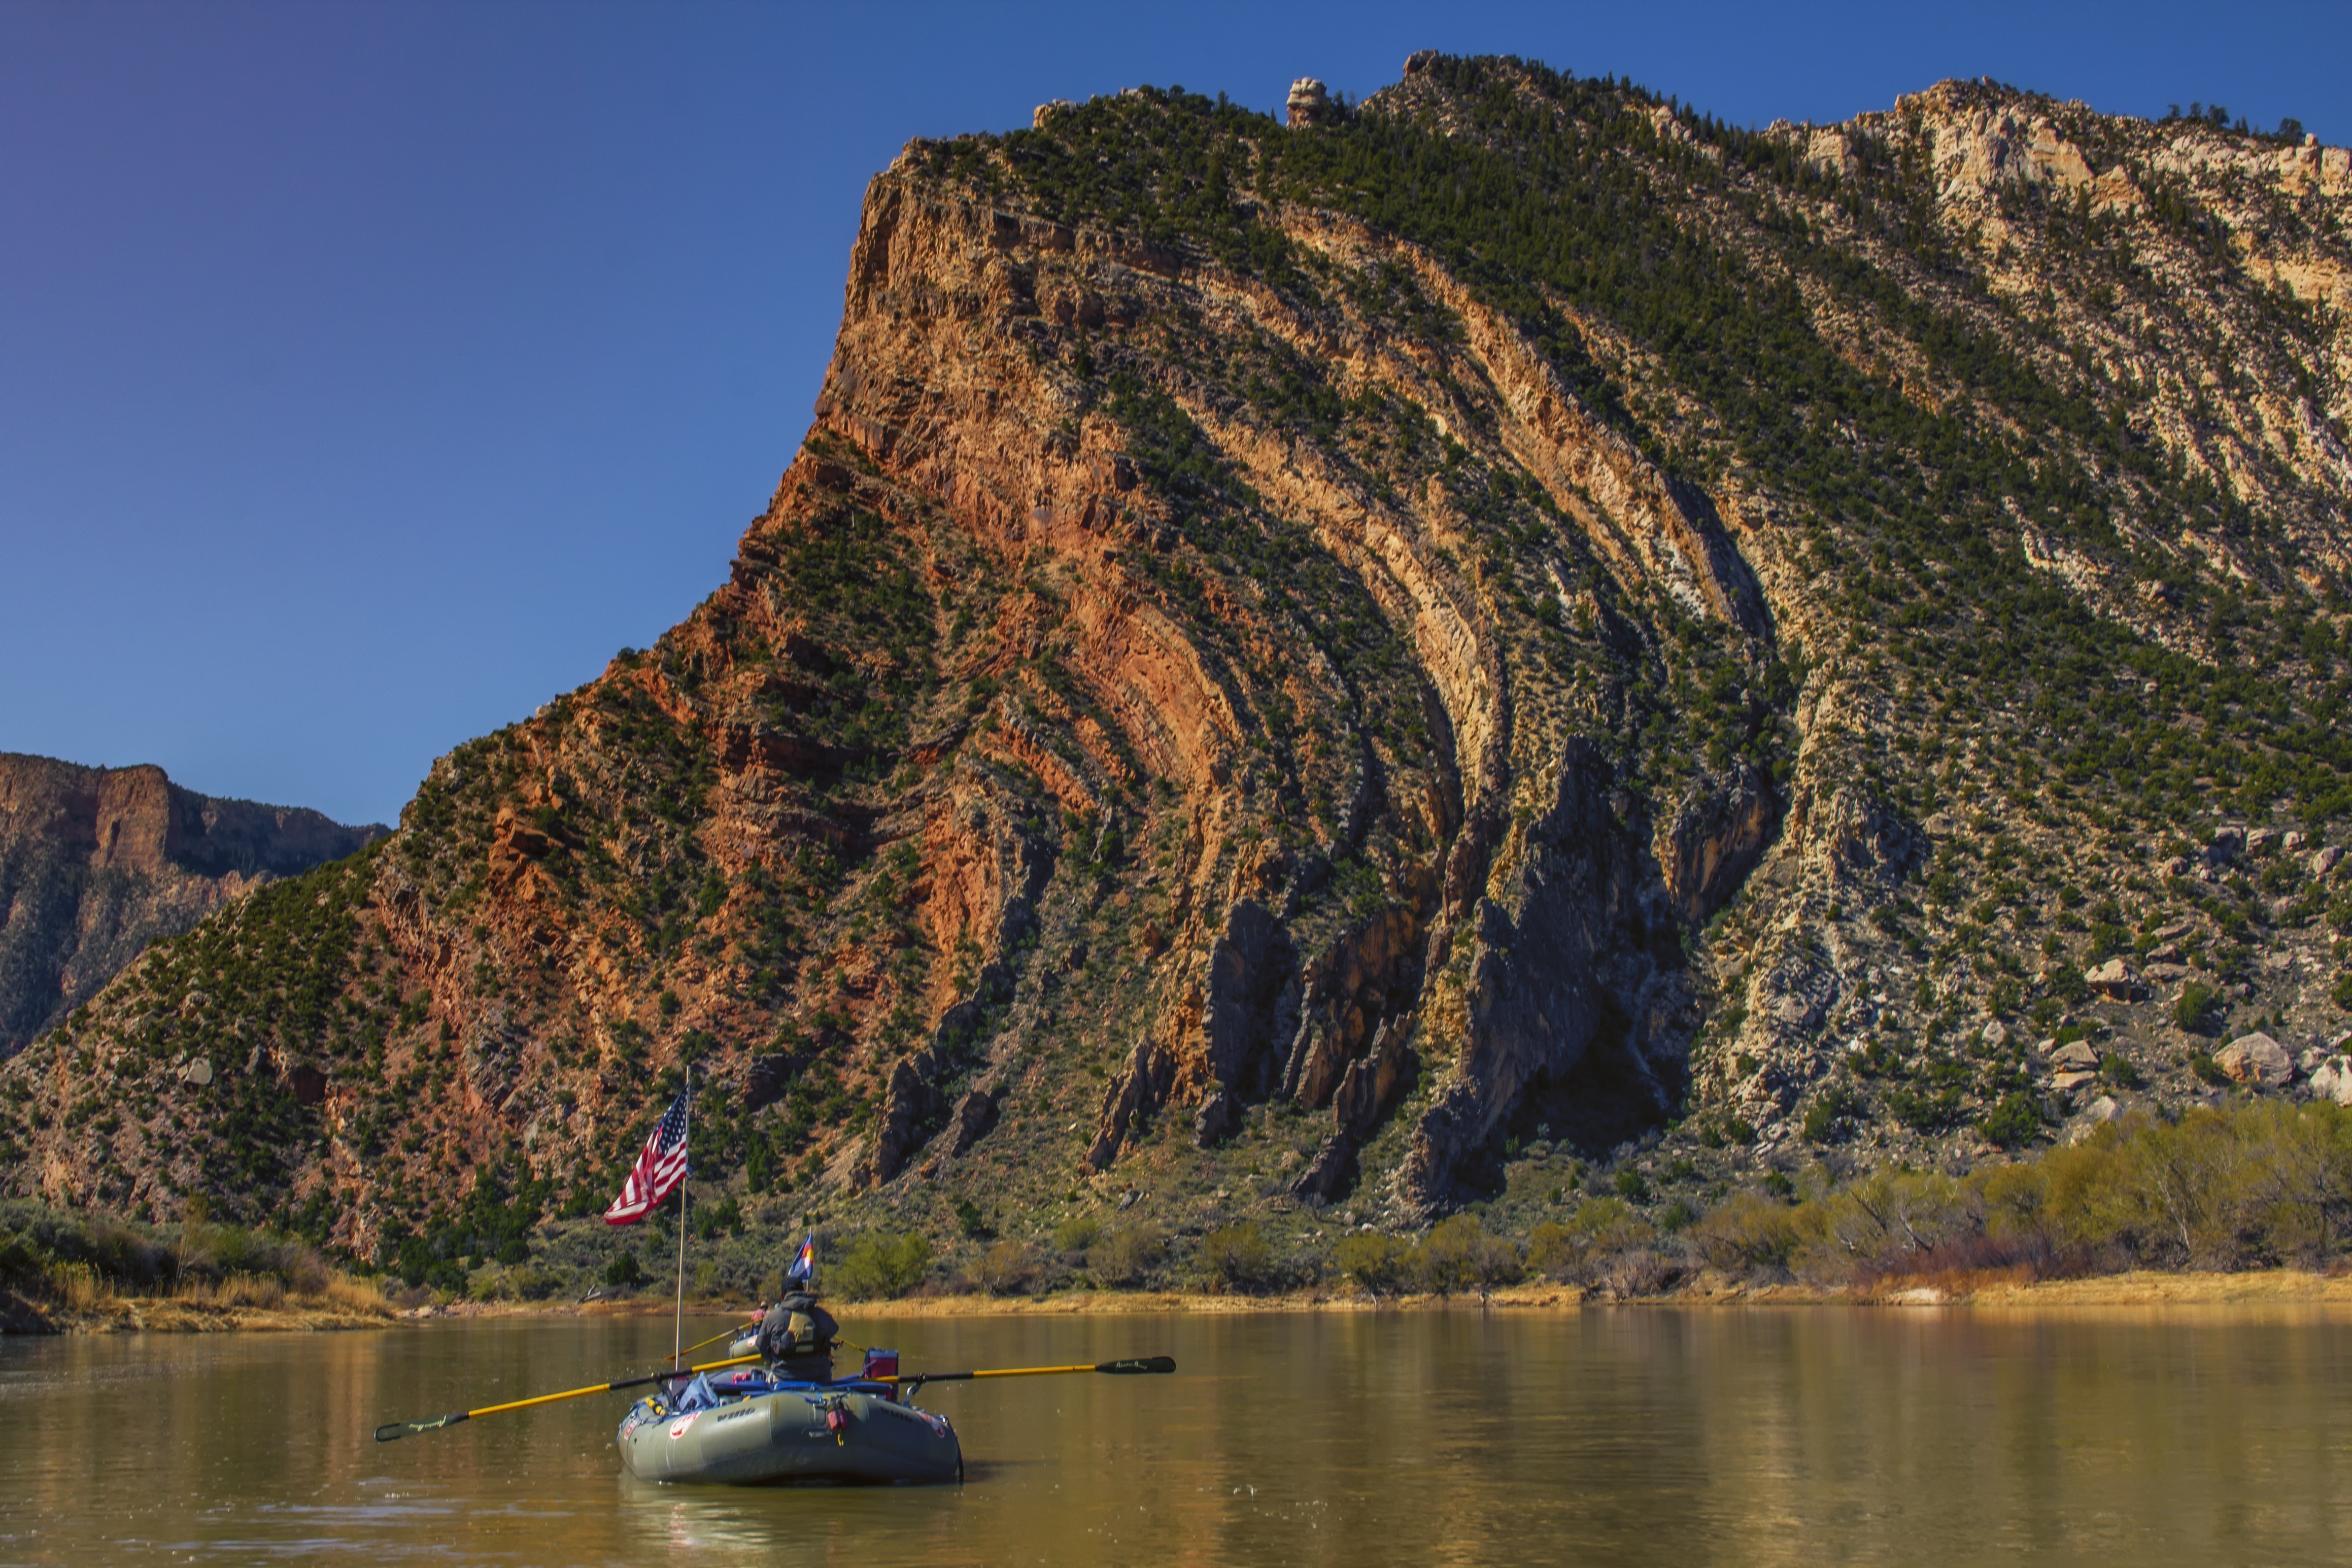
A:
<box><xmin>668</xmin><ymin>1414</ymin><xmax>700</xmax><ymax>1440</ymax></box>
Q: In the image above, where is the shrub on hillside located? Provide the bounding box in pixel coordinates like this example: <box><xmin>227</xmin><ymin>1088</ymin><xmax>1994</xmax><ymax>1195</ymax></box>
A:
<box><xmin>1201</xmin><ymin>1221</ymin><xmax>1277</xmax><ymax>1293</ymax></box>
<box><xmin>184</xmin><ymin>1221</ymin><xmax>328</xmax><ymax>1296</ymax></box>
<box><xmin>1676</xmin><ymin>1100</ymin><xmax>2352</xmax><ymax>1283</ymax></box>
<box><xmin>1416</xmin><ymin>1214</ymin><xmax>1523</xmax><ymax>1299</ymax></box>
<box><xmin>2173</xmin><ymin>982</ymin><xmax>2221</xmax><ymax>1034</ymax></box>
<box><xmin>1602</xmin><ymin>1250</ymin><xmax>1683</xmax><ymax>1297</ymax></box>
<box><xmin>831</xmin><ymin>1231</ymin><xmax>934</xmax><ymax>1300</ymax></box>
<box><xmin>1803</xmin><ymin>1083</ymin><xmax>1865</xmax><ymax>1145</ymax></box>
<box><xmin>1528</xmin><ymin>1198</ymin><xmax>1658</xmax><ymax>1283</ymax></box>
<box><xmin>1980</xmin><ymin>1092</ymin><xmax>2046</xmax><ymax>1149</ymax></box>
<box><xmin>971</xmin><ymin>1240</ymin><xmax>1038</xmax><ymax>1297</ymax></box>
<box><xmin>0</xmin><ymin>1202</ymin><xmax>373</xmax><ymax>1309</ymax></box>
<box><xmin>1051</xmin><ymin>1214</ymin><xmax>1102</xmax><ymax>1260</ymax></box>
<box><xmin>2021</xmin><ymin>1102</ymin><xmax>2352</xmax><ymax>1269</ymax></box>
<box><xmin>506</xmin><ymin>1264</ymin><xmax>565</xmax><ymax>1302</ymax></box>
<box><xmin>1684</xmin><ymin>1190</ymin><xmax>1811</xmax><ymax>1276</ymax></box>
<box><xmin>0</xmin><ymin>1203</ymin><xmax>178</xmax><ymax>1292</ymax></box>
<box><xmin>1089</xmin><ymin>1223</ymin><xmax>1165</xmax><ymax>1287</ymax></box>
<box><xmin>1332</xmin><ymin>1231</ymin><xmax>1414</xmax><ymax>1299</ymax></box>
<box><xmin>1799</xmin><ymin>1169</ymin><xmax>1980</xmax><ymax>1282</ymax></box>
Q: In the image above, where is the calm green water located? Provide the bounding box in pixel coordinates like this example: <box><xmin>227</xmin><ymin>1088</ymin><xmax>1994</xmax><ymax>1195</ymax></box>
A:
<box><xmin>6</xmin><ymin>1306</ymin><xmax>2352</xmax><ymax>1565</ymax></box>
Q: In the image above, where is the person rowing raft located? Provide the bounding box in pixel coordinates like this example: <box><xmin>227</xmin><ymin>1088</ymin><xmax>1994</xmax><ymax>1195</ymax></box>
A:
<box><xmin>752</xmin><ymin>1278</ymin><xmax>839</xmax><ymax>1382</ymax></box>
<box><xmin>722</xmin><ymin>1232</ymin><xmax>836</xmax><ymax>1374</ymax></box>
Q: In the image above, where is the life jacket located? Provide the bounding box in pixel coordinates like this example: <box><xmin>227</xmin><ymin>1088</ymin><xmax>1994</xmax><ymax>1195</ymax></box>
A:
<box><xmin>758</xmin><ymin>1293</ymin><xmax>837</xmax><ymax>1365</ymax></box>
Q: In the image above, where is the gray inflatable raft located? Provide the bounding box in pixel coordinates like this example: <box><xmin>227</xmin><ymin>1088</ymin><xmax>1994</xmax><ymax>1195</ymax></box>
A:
<box><xmin>618</xmin><ymin>1380</ymin><xmax>961</xmax><ymax>1485</ymax></box>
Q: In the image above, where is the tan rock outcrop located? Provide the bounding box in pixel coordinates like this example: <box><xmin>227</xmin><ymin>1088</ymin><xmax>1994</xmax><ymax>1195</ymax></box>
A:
<box><xmin>1286</xmin><ymin>78</ymin><xmax>1333</xmax><ymax>129</ymax></box>
<box><xmin>2218</xmin><ymin>1032</ymin><xmax>2293</xmax><ymax>1088</ymax></box>
<box><xmin>2084</xmin><ymin>959</ymin><xmax>2144</xmax><ymax>1001</ymax></box>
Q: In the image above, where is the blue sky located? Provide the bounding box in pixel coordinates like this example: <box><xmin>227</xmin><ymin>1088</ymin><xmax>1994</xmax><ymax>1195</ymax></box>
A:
<box><xmin>5</xmin><ymin>0</ymin><xmax>2345</xmax><ymax>827</ymax></box>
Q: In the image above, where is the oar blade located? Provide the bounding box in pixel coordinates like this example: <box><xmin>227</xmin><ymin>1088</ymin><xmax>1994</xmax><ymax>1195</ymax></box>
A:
<box><xmin>1096</xmin><ymin>1356</ymin><xmax>1176</xmax><ymax>1375</ymax></box>
<box><xmin>374</xmin><ymin>1411</ymin><xmax>468</xmax><ymax>1443</ymax></box>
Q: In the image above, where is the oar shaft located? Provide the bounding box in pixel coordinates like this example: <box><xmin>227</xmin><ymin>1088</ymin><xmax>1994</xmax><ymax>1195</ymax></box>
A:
<box><xmin>874</xmin><ymin>1364</ymin><xmax>1101</xmax><ymax>1384</ymax></box>
<box><xmin>879</xmin><ymin>1356</ymin><xmax>1175</xmax><ymax>1385</ymax></box>
<box><xmin>464</xmin><ymin>1351</ymin><xmax>764</xmax><ymax>1419</ymax></box>
<box><xmin>970</xmin><ymin>1364</ymin><xmax>1105</xmax><ymax>1380</ymax></box>
<box><xmin>375</xmin><ymin>1351</ymin><xmax>762</xmax><ymax>1441</ymax></box>
<box><xmin>462</xmin><ymin>1378</ymin><xmax>643</xmax><ymax>1421</ymax></box>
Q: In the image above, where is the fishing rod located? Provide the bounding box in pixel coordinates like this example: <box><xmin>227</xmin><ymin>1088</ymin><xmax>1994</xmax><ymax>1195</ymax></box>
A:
<box><xmin>373</xmin><ymin>1352</ymin><xmax>761</xmax><ymax>1443</ymax></box>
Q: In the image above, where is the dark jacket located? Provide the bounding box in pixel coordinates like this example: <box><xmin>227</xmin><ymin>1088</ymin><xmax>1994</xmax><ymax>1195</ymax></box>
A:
<box><xmin>757</xmin><ymin>1291</ymin><xmax>839</xmax><ymax>1379</ymax></box>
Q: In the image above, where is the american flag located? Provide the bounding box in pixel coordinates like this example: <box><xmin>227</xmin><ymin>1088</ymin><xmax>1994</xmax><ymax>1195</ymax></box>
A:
<box><xmin>604</xmin><ymin>1090</ymin><xmax>690</xmax><ymax>1225</ymax></box>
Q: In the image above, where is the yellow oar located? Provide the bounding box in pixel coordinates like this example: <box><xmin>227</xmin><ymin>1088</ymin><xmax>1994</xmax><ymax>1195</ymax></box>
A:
<box><xmin>881</xmin><ymin>1355</ymin><xmax>1175</xmax><ymax>1392</ymax></box>
<box><xmin>373</xmin><ymin>1352</ymin><xmax>761</xmax><ymax>1442</ymax></box>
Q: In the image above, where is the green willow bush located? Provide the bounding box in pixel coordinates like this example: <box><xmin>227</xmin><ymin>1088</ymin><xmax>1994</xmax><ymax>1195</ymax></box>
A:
<box><xmin>1201</xmin><ymin>1220</ymin><xmax>1277</xmax><ymax>1293</ymax></box>
<box><xmin>1088</xmin><ymin>1222</ymin><xmax>1166</xmax><ymax>1286</ymax></box>
<box><xmin>1312</xmin><ymin>1100</ymin><xmax>2352</xmax><ymax>1296</ymax></box>
<box><xmin>1332</xmin><ymin>1231</ymin><xmax>1416</xmax><ymax>1298</ymax></box>
<box><xmin>1417</xmin><ymin>1214</ymin><xmax>1525</xmax><ymax>1299</ymax></box>
<box><xmin>830</xmin><ymin>1231</ymin><xmax>934</xmax><ymax>1300</ymax></box>
<box><xmin>1628</xmin><ymin>1099</ymin><xmax>2352</xmax><ymax>1285</ymax></box>
<box><xmin>0</xmin><ymin>1201</ymin><xmax>341</xmax><ymax>1301</ymax></box>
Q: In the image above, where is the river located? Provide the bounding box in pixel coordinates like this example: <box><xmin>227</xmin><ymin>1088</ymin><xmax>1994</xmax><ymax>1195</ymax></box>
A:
<box><xmin>5</xmin><ymin>1306</ymin><xmax>2352</xmax><ymax>1564</ymax></box>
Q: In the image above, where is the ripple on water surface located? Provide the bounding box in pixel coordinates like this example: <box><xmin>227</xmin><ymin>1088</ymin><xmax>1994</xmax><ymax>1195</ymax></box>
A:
<box><xmin>5</xmin><ymin>1308</ymin><xmax>2352</xmax><ymax>1565</ymax></box>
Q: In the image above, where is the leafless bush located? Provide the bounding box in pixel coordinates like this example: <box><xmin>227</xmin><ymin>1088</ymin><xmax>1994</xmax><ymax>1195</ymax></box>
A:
<box><xmin>972</xmin><ymin>1241</ymin><xmax>1039</xmax><ymax>1296</ymax></box>
<box><xmin>1601</xmin><ymin>1250</ymin><xmax>1682</xmax><ymax>1298</ymax></box>
<box><xmin>1089</xmin><ymin>1224</ymin><xmax>1165</xmax><ymax>1287</ymax></box>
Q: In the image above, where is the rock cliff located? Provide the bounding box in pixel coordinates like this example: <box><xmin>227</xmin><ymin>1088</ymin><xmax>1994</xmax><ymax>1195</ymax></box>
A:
<box><xmin>0</xmin><ymin>753</ymin><xmax>382</xmax><ymax>1053</ymax></box>
<box><xmin>9</xmin><ymin>58</ymin><xmax>2352</xmax><ymax>1273</ymax></box>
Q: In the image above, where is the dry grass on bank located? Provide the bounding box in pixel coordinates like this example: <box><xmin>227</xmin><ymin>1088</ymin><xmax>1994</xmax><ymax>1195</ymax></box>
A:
<box><xmin>24</xmin><ymin>1259</ymin><xmax>395</xmax><ymax>1332</ymax></box>
<box><xmin>827</xmin><ymin>1267</ymin><xmax>2352</xmax><ymax>1317</ymax></box>
<box><xmin>42</xmin><ymin>1269</ymin><xmax>2352</xmax><ymax>1330</ymax></box>
<box><xmin>1960</xmin><ymin>1269</ymin><xmax>2352</xmax><ymax>1308</ymax></box>
<box><xmin>1</xmin><ymin>1201</ymin><xmax>398</xmax><ymax>1334</ymax></box>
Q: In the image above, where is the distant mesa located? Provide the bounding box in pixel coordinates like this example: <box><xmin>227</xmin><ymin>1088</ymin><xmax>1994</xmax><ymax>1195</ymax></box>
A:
<box><xmin>0</xmin><ymin>752</ymin><xmax>383</xmax><ymax>1053</ymax></box>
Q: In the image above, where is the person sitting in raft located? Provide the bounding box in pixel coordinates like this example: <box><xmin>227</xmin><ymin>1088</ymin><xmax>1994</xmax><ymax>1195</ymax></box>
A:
<box><xmin>756</xmin><ymin>1233</ymin><xmax>838</xmax><ymax>1382</ymax></box>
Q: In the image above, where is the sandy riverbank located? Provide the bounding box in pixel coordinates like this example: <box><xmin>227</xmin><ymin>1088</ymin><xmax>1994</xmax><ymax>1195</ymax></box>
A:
<box><xmin>26</xmin><ymin>1267</ymin><xmax>2352</xmax><ymax>1333</ymax></box>
<box><xmin>825</xmin><ymin>1268</ymin><xmax>2352</xmax><ymax>1316</ymax></box>
<box><xmin>16</xmin><ymin>1297</ymin><xmax>396</xmax><ymax>1334</ymax></box>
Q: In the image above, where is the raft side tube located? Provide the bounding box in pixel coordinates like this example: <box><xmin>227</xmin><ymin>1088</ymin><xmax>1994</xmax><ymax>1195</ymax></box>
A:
<box><xmin>619</xmin><ymin>1386</ymin><xmax>960</xmax><ymax>1485</ymax></box>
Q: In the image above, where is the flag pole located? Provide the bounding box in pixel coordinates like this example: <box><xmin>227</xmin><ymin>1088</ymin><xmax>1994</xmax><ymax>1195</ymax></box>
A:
<box><xmin>672</xmin><ymin>1064</ymin><xmax>691</xmax><ymax>1371</ymax></box>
